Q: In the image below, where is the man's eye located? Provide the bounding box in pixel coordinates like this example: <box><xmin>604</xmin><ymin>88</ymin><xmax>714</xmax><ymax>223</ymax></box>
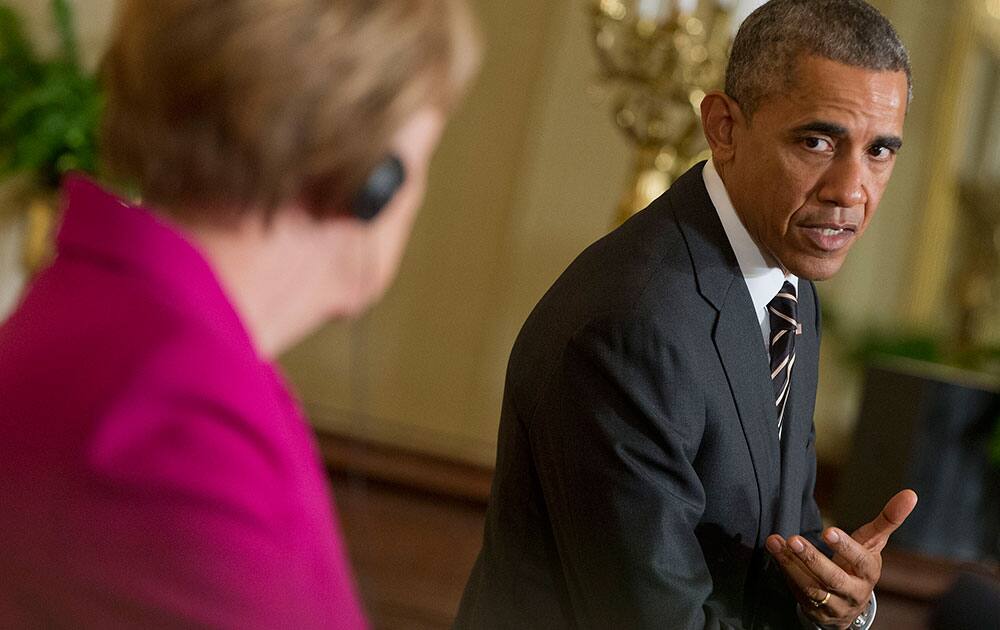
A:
<box><xmin>803</xmin><ymin>137</ymin><xmax>832</xmax><ymax>152</ymax></box>
<box><xmin>869</xmin><ymin>145</ymin><xmax>894</xmax><ymax>160</ymax></box>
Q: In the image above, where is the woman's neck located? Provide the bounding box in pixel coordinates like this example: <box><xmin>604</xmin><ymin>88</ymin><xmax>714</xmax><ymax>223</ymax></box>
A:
<box><xmin>177</xmin><ymin>207</ymin><xmax>370</xmax><ymax>359</ymax></box>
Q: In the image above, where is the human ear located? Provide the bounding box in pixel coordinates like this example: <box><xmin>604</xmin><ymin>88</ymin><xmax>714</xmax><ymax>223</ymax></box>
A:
<box><xmin>700</xmin><ymin>92</ymin><xmax>743</xmax><ymax>164</ymax></box>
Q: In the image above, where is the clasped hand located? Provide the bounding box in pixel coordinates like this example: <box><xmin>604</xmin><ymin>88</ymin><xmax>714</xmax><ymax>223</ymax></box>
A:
<box><xmin>766</xmin><ymin>489</ymin><xmax>918</xmax><ymax>629</ymax></box>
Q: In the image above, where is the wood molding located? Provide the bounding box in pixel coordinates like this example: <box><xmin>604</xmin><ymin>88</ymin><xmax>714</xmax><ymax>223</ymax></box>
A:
<box><xmin>314</xmin><ymin>429</ymin><xmax>850</xmax><ymax>510</ymax></box>
<box><xmin>880</xmin><ymin>547</ymin><xmax>1000</xmax><ymax>602</ymax></box>
<box><xmin>315</xmin><ymin>429</ymin><xmax>494</xmax><ymax>505</ymax></box>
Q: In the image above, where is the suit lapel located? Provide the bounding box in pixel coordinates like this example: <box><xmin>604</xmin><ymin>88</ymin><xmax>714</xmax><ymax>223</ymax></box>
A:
<box><xmin>669</xmin><ymin>164</ymin><xmax>782</xmax><ymax>544</ymax></box>
<box><xmin>714</xmin><ymin>291</ymin><xmax>783</xmax><ymax>538</ymax></box>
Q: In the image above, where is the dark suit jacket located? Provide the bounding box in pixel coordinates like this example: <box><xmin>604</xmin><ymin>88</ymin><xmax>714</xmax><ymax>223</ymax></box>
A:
<box><xmin>456</xmin><ymin>163</ymin><xmax>824</xmax><ymax>629</ymax></box>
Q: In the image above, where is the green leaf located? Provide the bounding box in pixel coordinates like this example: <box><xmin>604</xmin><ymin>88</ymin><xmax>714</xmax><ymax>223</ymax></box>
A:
<box><xmin>50</xmin><ymin>0</ymin><xmax>79</xmax><ymax>68</ymax></box>
<box><xmin>0</xmin><ymin>5</ymin><xmax>35</xmax><ymax>65</ymax></box>
<box><xmin>0</xmin><ymin>0</ymin><xmax>101</xmax><ymax>186</ymax></box>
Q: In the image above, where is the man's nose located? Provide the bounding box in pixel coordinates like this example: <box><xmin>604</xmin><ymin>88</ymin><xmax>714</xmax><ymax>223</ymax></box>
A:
<box><xmin>817</xmin><ymin>154</ymin><xmax>866</xmax><ymax>208</ymax></box>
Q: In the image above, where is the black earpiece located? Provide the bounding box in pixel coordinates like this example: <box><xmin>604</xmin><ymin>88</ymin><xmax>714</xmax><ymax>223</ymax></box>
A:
<box><xmin>351</xmin><ymin>155</ymin><xmax>406</xmax><ymax>221</ymax></box>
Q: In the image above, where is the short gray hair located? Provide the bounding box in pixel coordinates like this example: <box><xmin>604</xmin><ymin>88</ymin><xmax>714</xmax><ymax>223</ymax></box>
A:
<box><xmin>725</xmin><ymin>0</ymin><xmax>912</xmax><ymax>116</ymax></box>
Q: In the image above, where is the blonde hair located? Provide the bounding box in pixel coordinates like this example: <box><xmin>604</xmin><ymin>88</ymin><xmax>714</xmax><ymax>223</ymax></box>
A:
<box><xmin>100</xmin><ymin>0</ymin><xmax>481</xmax><ymax>223</ymax></box>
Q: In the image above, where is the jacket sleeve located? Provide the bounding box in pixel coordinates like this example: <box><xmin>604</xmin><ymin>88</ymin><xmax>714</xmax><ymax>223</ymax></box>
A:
<box><xmin>526</xmin><ymin>316</ymin><xmax>745</xmax><ymax>630</ymax></box>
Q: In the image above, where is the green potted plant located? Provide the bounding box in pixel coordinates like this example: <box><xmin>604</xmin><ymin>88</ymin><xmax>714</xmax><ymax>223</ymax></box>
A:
<box><xmin>0</xmin><ymin>0</ymin><xmax>102</xmax><ymax>272</ymax></box>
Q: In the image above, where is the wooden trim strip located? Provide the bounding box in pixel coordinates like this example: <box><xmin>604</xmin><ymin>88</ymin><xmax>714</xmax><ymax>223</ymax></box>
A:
<box><xmin>315</xmin><ymin>429</ymin><xmax>494</xmax><ymax>505</ymax></box>
<box><xmin>879</xmin><ymin>548</ymin><xmax>1000</xmax><ymax>602</ymax></box>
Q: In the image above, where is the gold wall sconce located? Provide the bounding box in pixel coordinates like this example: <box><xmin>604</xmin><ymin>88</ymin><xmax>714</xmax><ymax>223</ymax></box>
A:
<box><xmin>588</xmin><ymin>0</ymin><xmax>737</xmax><ymax>225</ymax></box>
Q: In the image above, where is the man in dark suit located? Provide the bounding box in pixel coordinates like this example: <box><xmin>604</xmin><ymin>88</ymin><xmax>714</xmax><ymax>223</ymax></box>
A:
<box><xmin>457</xmin><ymin>1</ymin><xmax>919</xmax><ymax>628</ymax></box>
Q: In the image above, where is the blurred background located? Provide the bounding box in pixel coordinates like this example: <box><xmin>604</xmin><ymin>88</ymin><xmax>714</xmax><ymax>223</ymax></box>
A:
<box><xmin>1</xmin><ymin>1</ymin><xmax>998</xmax><ymax>628</ymax></box>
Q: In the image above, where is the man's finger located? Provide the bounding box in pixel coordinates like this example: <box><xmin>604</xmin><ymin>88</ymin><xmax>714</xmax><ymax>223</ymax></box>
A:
<box><xmin>784</xmin><ymin>535</ymin><xmax>865</xmax><ymax>606</ymax></box>
<box><xmin>767</xmin><ymin>536</ymin><xmax>854</xmax><ymax>625</ymax></box>
<box><xmin>852</xmin><ymin>489</ymin><xmax>918</xmax><ymax>549</ymax></box>
<box><xmin>822</xmin><ymin>528</ymin><xmax>878</xmax><ymax>585</ymax></box>
<box><xmin>767</xmin><ymin>536</ymin><xmax>825</xmax><ymax>599</ymax></box>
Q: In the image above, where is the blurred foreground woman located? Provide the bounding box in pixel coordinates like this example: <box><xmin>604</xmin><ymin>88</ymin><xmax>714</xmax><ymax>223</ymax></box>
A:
<box><xmin>0</xmin><ymin>1</ymin><xmax>479</xmax><ymax>627</ymax></box>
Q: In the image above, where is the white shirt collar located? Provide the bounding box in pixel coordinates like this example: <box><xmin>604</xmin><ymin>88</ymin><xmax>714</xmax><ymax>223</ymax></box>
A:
<box><xmin>702</xmin><ymin>158</ymin><xmax>798</xmax><ymax>345</ymax></box>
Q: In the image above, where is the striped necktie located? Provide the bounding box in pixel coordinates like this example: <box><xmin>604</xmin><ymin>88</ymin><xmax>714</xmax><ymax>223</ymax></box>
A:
<box><xmin>768</xmin><ymin>281</ymin><xmax>799</xmax><ymax>441</ymax></box>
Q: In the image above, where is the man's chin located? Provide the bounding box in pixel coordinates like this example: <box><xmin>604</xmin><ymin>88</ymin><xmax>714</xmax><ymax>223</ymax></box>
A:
<box><xmin>783</xmin><ymin>255</ymin><xmax>846</xmax><ymax>282</ymax></box>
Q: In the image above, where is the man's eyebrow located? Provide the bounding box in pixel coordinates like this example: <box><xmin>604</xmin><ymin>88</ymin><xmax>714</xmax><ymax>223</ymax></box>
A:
<box><xmin>790</xmin><ymin>121</ymin><xmax>904</xmax><ymax>151</ymax></box>
<box><xmin>872</xmin><ymin>135</ymin><xmax>903</xmax><ymax>151</ymax></box>
<box><xmin>790</xmin><ymin>121</ymin><xmax>848</xmax><ymax>137</ymax></box>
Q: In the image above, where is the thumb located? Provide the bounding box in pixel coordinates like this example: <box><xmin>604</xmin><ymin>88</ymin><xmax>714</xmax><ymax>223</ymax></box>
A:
<box><xmin>852</xmin><ymin>489</ymin><xmax>918</xmax><ymax>549</ymax></box>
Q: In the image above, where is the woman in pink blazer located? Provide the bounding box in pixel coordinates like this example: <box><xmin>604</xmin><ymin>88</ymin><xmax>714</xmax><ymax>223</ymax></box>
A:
<box><xmin>0</xmin><ymin>1</ymin><xmax>479</xmax><ymax>627</ymax></box>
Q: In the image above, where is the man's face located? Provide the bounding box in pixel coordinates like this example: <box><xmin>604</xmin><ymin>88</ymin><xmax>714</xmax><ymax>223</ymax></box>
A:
<box><xmin>723</xmin><ymin>56</ymin><xmax>909</xmax><ymax>281</ymax></box>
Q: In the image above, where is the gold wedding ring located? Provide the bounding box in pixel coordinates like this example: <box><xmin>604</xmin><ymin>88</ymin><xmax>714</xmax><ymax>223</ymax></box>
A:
<box><xmin>811</xmin><ymin>591</ymin><xmax>832</xmax><ymax>608</ymax></box>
